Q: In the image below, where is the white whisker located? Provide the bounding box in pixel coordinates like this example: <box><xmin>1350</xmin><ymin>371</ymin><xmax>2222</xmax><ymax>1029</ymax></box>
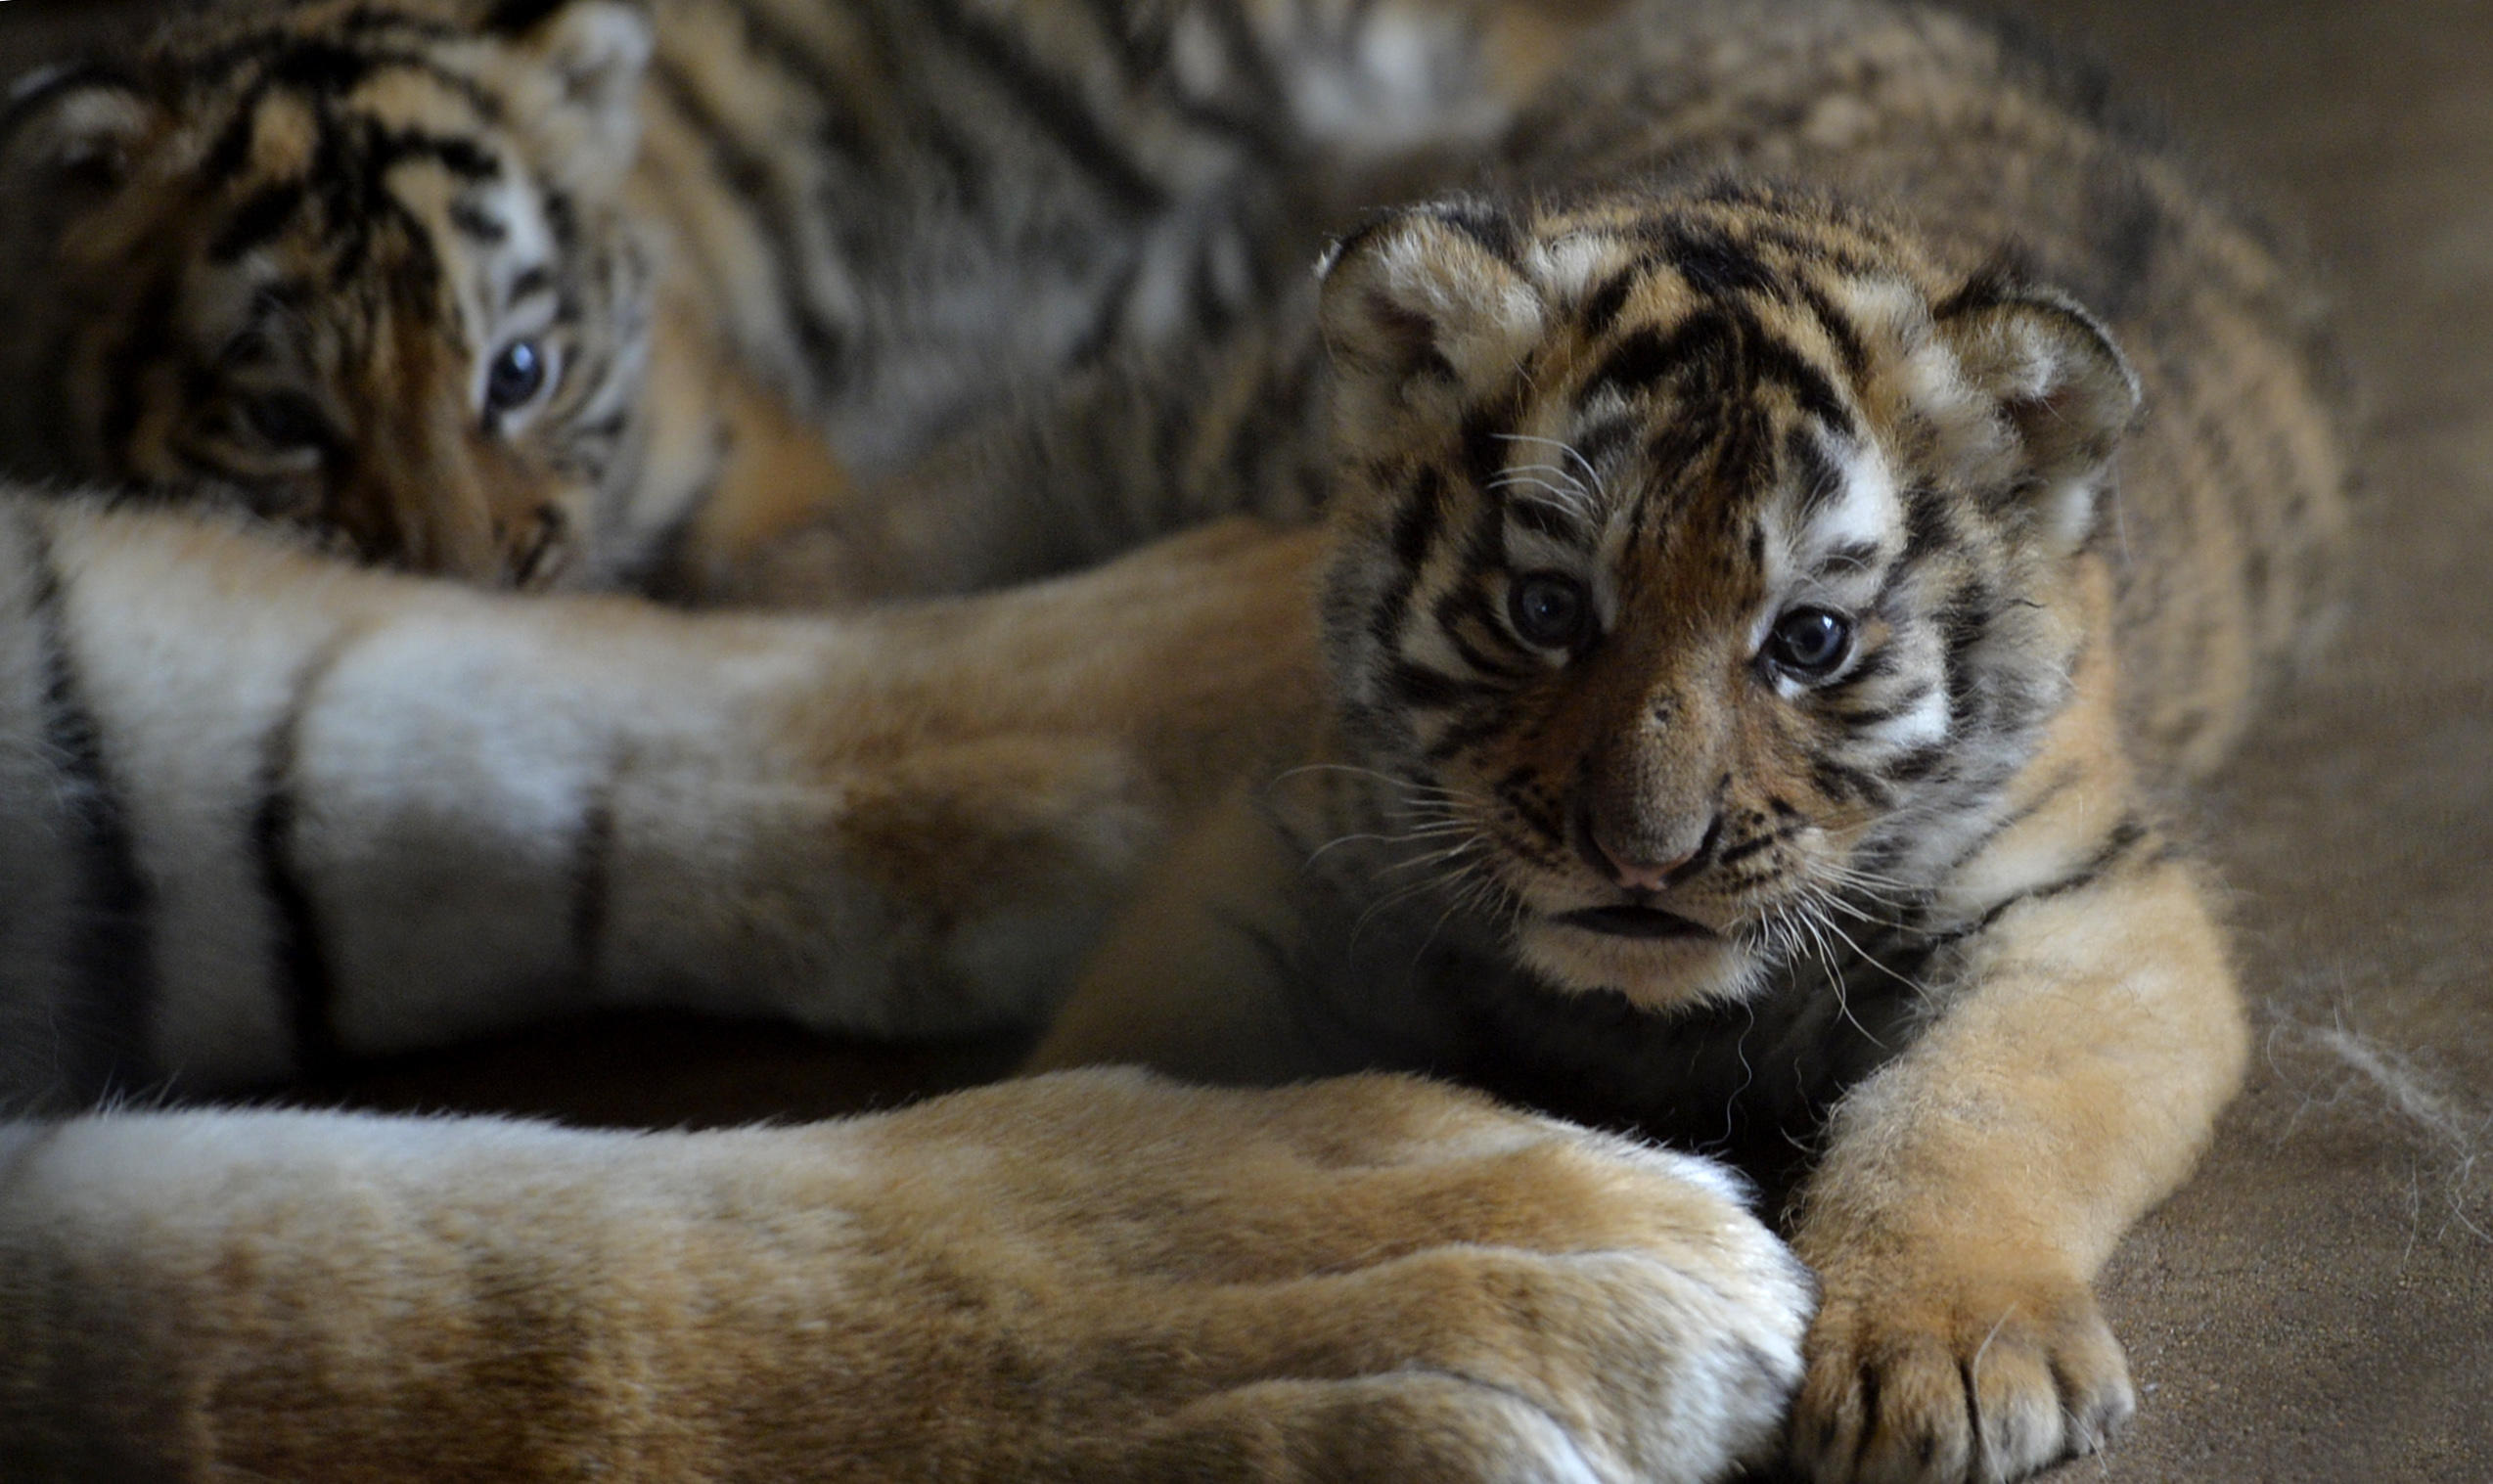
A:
<box><xmin>1493</xmin><ymin>432</ymin><xmax>1609</xmax><ymax>502</ymax></box>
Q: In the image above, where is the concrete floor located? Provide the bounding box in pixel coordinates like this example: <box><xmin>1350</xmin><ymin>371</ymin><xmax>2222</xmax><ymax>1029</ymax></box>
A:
<box><xmin>1981</xmin><ymin>3</ymin><xmax>2493</xmax><ymax>1477</ymax></box>
<box><xmin>4</xmin><ymin>2</ymin><xmax>2488</xmax><ymax>1478</ymax></box>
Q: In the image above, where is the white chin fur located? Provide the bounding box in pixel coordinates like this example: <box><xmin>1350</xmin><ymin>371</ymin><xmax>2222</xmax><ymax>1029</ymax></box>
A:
<box><xmin>1513</xmin><ymin>922</ymin><xmax>1765</xmax><ymax>1012</ymax></box>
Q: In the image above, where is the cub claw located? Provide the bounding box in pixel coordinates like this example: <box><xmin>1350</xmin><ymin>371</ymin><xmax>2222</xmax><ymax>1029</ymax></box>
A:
<box><xmin>1788</xmin><ymin>1265</ymin><xmax>2134</xmax><ymax>1484</ymax></box>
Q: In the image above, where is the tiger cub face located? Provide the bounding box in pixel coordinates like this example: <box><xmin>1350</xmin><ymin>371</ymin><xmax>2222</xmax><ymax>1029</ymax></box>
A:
<box><xmin>0</xmin><ymin>0</ymin><xmax>656</xmax><ymax>583</ymax></box>
<box><xmin>1313</xmin><ymin>189</ymin><xmax>2140</xmax><ymax>1009</ymax></box>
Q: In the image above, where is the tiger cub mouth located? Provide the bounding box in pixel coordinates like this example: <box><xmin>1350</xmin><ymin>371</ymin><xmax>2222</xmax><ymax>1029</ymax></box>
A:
<box><xmin>1554</xmin><ymin>905</ymin><xmax>1718</xmax><ymax>940</ymax></box>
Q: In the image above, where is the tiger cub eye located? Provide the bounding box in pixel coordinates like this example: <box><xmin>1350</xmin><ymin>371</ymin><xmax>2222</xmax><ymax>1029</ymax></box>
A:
<box><xmin>1508</xmin><ymin>571</ymin><xmax>1593</xmax><ymax>650</ymax></box>
<box><xmin>1765</xmin><ymin>607</ymin><xmax>1854</xmax><ymax>679</ymax></box>
<box><xmin>485</xmin><ymin>339</ymin><xmax>549</xmax><ymax>415</ymax></box>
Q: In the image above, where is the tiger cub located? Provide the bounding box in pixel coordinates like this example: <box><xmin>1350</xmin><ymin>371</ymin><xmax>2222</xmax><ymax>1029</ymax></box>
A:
<box><xmin>0</xmin><ymin>0</ymin><xmax>1586</xmax><ymax>597</ymax></box>
<box><xmin>1032</xmin><ymin>2</ymin><xmax>2350</xmax><ymax>1479</ymax></box>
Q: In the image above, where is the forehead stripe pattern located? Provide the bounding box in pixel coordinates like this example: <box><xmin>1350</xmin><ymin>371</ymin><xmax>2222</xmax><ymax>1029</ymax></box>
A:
<box><xmin>1344</xmin><ymin>219</ymin><xmax>2097</xmax><ymax>870</ymax></box>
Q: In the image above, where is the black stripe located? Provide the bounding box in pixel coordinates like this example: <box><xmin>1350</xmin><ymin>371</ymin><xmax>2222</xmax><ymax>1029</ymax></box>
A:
<box><xmin>1881</xmin><ymin>741</ymin><xmax>1953</xmax><ymax>784</ymax></box>
<box><xmin>1749</xmin><ymin>333</ymin><xmax>1856</xmax><ymax>438</ymax></box>
<box><xmin>1165</xmin><ymin>0</ymin><xmax>1292</xmax><ymax>152</ymax></box>
<box><xmin>1822</xmin><ymin>646</ymin><xmax>1900</xmax><ymax>697</ymax></box>
<box><xmin>713</xmin><ymin>0</ymin><xmax>873</xmax><ymax>157</ymax></box>
<box><xmin>484</xmin><ymin>0</ymin><xmax>570</xmax><ymax>32</ymax></box>
<box><xmin>97</xmin><ymin>273</ymin><xmax>180</xmax><ymax>472</ymax></box>
<box><xmin>1457</xmin><ymin>458</ymin><xmax>1513</xmax><ymax>573</ymax></box>
<box><xmin>1939</xmin><ymin>765</ymin><xmax>2078</xmax><ymax>875</ymax></box>
<box><xmin>1809</xmin><ymin>755</ymin><xmax>1890</xmax><ymax>807</ymax></box>
<box><xmin>1742</xmin><ymin>220</ymin><xmax>1881</xmax><ymax>280</ymax></box>
<box><xmin>1384</xmin><ymin>659</ymin><xmax>1491</xmax><ymax>710</ymax></box>
<box><xmin>181</xmin><ymin>13</ymin><xmax>470</xmax><ymax>86</ymax></box>
<box><xmin>202</xmin><ymin>83</ymin><xmax>277</xmax><ymax>185</ymax></box>
<box><xmin>646</xmin><ymin>58</ymin><xmax>846</xmax><ymax>379</ymax></box>
<box><xmin>1785</xmin><ymin>425</ymin><xmax>1843</xmax><ymax>518</ymax></box>
<box><xmin>1901</xmin><ymin>484</ymin><xmax>1955</xmax><ymax>562</ymax></box>
<box><xmin>1572</xmin><ymin>413</ymin><xmax>1638</xmax><ymax>470</ymax></box>
<box><xmin>1715</xmin><ymin>824</ymin><xmax>1803</xmax><ymax>869</ymax></box>
<box><xmin>1460</xmin><ymin>407</ymin><xmax>1514</xmax><ymax>495</ymax></box>
<box><xmin>1497</xmin><ymin>768</ymin><xmax>1568</xmax><ymax>849</ymax></box>
<box><xmin>1588</xmin><ymin>315</ymin><xmax>1726</xmax><ymax>402</ymax></box>
<box><xmin>254</xmin><ymin>647</ymin><xmax>347</xmax><ymax>1078</ymax></box>
<box><xmin>915</xmin><ymin>0</ymin><xmax>1166</xmax><ymax>215</ymax></box>
<box><xmin>1506</xmin><ymin>496</ymin><xmax>1589</xmax><ymax>546</ymax></box>
<box><xmin>1366</xmin><ymin>466</ymin><xmax>1444</xmax><ymax>651</ymax></box>
<box><xmin>1833</xmin><ymin>681</ymin><xmax>1936</xmax><ymax>728</ymax></box>
<box><xmin>23</xmin><ymin>517</ymin><xmax>156</xmax><ymax>1096</ymax></box>
<box><xmin>1423</xmin><ymin>703</ymin><xmax>1525</xmax><ymax>765</ymax></box>
<box><xmin>1937</xmin><ymin>584</ymin><xmax>2000</xmax><ymax>729</ymax></box>
<box><xmin>1925</xmin><ymin>815</ymin><xmax>2153</xmax><ymax>951</ymax></box>
<box><xmin>1425</xmin><ymin>197</ymin><xmax>1522</xmax><ymax>265</ymax></box>
<box><xmin>1593</xmin><ymin>303</ymin><xmax>1857</xmax><ymax>440</ymax></box>
<box><xmin>1578</xmin><ymin>267</ymin><xmax>1642</xmax><ymax>336</ymax></box>
<box><xmin>1794</xmin><ymin>277</ymin><xmax>1869</xmax><ymax>377</ymax></box>
<box><xmin>209</xmin><ymin>179</ymin><xmax>309</xmax><ymax>263</ymax></box>
<box><xmin>1658</xmin><ymin>225</ymin><xmax>1783</xmax><ymax>298</ymax></box>
<box><xmin>1432</xmin><ymin>593</ymin><xmax>1533</xmax><ymax>682</ymax></box>
<box><xmin>198</xmin><ymin>48</ymin><xmax>503</xmax><ymax>188</ymax></box>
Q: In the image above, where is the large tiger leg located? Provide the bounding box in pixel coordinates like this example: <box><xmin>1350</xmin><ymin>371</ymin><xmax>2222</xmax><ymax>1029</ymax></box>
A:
<box><xmin>0</xmin><ymin>490</ymin><xmax>1319</xmax><ymax>1102</ymax></box>
<box><xmin>0</xmin><ymin>1068</ymin><xmax>1810</xmax><ymax>1484</ymax></box>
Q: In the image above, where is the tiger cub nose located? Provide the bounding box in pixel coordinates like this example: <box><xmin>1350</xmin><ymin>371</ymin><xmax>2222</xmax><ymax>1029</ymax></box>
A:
<box><xmin>1571</xmin><ymin>798</ymin><xmax>1717</xmax><ymax>893</ymax></box>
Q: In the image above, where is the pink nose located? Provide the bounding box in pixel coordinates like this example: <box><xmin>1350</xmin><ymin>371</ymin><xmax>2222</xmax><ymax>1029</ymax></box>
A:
<box><xmin>1573</xmin><ymin>803</ymin><xmax>1713</xmax><ymax>892</ymax></box>
<box><xmin>1588</xmin><ymin>838</ymin><xmax>1694</xmax><ymax>893</ymax></box>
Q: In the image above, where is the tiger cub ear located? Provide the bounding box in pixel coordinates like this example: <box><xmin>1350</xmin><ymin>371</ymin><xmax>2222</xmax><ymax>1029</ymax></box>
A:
<box><xmin>486</xmin><ymin>0</ymin><xmax>653</xmax><ymax>191</ymax></box>
<box><xmin>1316</xmin><ymin>198</ymin><xmax>1547</xmax><ymax>425</ymax></box>
<box><xmin>0</xmin><ymin>65</ymin><xmax>159</xmax><ymax>192</ymax></box>
<box><xmin>1930</xmin><ymin>279</ymin><xmax>2142</xmax><ymax>549</ymax></box>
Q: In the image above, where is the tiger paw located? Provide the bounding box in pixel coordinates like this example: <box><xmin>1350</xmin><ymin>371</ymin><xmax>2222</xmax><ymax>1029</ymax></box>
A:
<box><xmin>887</xmin><ymin>1070</ymin><xmax>1815</xmax><ymax>1483</ymax></box>
<box><xmin>1787</xmin><ymin>1260</ymin><xmax>2134</xmax><ymax>1484</ymax></box>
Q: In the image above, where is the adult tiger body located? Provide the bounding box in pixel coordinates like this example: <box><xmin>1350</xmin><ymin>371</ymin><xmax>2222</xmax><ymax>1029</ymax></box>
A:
<box><xmin>0</xmin><ymin>485</ymin><xmax>1330</xmax><ymax>1102</ymax></box>
<box><xmin>1032</xmin><ymin>2</ymin><xmax>2351</xmax><ymax>1479</ymax></box>
<box><xmin>0</xmin><ymin>0</ymin><xmax>1578</xmax><ymax>593</ymax></box>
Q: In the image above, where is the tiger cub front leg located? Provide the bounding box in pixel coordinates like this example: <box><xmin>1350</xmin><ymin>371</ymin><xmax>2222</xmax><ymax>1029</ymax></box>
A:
<box><xmin>1787</xmin><ymin>832</ymin><xmax>2247</xmax><ymax>1483</ymax></box>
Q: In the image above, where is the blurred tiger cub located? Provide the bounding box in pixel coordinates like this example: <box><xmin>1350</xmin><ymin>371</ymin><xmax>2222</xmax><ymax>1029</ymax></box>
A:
<box><xmin>0</xmin><ymin>0</ymin><xmax>1583</xmax><ymax>595</ymax></box>
<box><xmin>1034</xmin><ymin>1</ymin><xmax>2351</xmax><ymax>1479</ymax></box>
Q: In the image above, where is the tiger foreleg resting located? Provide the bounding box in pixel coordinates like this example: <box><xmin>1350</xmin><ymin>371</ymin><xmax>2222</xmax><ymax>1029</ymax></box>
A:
<box><xmin>4</xmin><ymin>493</ymin><xmax>1317</xmax><ymax>1094</ymax></box>
<box><xmin>1786</xmin><ymin>848</ymin><xmax>2248</xmax><ymax>1483</ymax></box>
<box><xmin>0</xmin><ymin>1069</ymin><xmax>1809</xmax><ymax>1483</ymax></box>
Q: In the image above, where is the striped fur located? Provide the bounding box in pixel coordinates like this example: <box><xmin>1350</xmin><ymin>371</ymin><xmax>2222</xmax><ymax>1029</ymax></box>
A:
<box><xmin>0</xmin><ymin>1067</ymin><xmax>1811</xmax><ymax>1480</ymax></box>
<box><xmin>0</xmin><ymin>486</ymin><xmax>1336</xmax><ymax>1109</ymax></box>
<box><xmin>1036</xmin><ymin>4</ymin><xmax>2350</xmax><ymax>1481</ymax></box>
<box><xmin>0</xmin><ymin>0</ymin><xmax>1583</xmax><ymax>594</ymax></box>
<box><xmin>0</xmin><ymin>1</ymin><xmax>2346</xmax><ymax>1476</ymax></box>
<box><xmin>0</xmin><ymin>8</ymin><xmax>1831</xmax><ymax>1476</ymax></box>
